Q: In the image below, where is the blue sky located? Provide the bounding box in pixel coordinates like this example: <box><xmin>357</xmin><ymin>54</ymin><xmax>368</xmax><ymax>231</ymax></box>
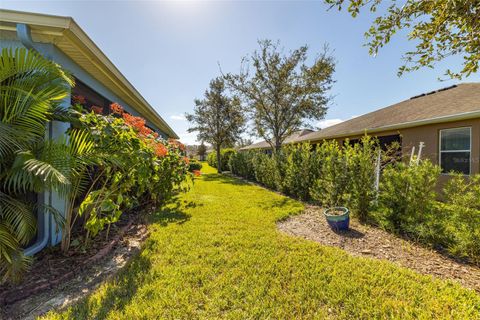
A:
<box><xmin>3</xmin><ymin>1</ymin><xmax>480</xmax><ymax>144</ymax></box>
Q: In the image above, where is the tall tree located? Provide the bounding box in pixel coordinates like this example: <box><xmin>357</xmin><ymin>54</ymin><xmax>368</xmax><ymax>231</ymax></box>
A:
<box><xmin>197</xmin><ymin>143</ymin><xmax>207</xmax><ymax>161</ymax></box>
<box><xmin>186</xmin><ymin>77</ymin><xmax>245</xmax><ymax>173</ymax></box>
<box><xmin>325</xmin><ymin>0</ymin><xmax>480</xmax><ymax>79</ymax></box>
<box><xmin>224</xmin><ymin>40</ymin><xmax>335</xmax><ymax>152</ymax></box>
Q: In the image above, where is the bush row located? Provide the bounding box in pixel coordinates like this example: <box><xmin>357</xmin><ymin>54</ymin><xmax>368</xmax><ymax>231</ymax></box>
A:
<box><xmin>227</xmin><ymin>138</ymin><xmax>480</xmax><ymax>264</ymax></box>
<box><xmin>207</xmin><ymin>148</ymin><xmax>236</xmax><ymax>171</ymax></box>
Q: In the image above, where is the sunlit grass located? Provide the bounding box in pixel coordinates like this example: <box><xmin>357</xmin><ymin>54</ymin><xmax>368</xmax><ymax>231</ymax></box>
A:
<box><xmin>43</xmin><ymin>163</ymin><xmax>479</xmax><ymax>319</ymax></box>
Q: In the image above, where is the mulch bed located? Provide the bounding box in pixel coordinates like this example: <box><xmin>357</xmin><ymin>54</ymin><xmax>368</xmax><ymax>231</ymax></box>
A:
<box><xmin>0</xmin><ymin>211</ymin><xmax>150</xmax><ymax>320</ymax></box>
<box><xmin>278</xmin><ymin>206</ymin><xmax>480</xmax><ymax>293</ymax></box>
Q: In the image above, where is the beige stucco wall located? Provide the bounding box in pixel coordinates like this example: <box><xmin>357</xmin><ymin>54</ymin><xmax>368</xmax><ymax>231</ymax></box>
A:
<box><xmin>311</xmin><ymin>118</ymin><xmax>480</xmax><ymax>191</ymax></box>
<box><xmin>318</xmin><ymin>119</ymin><xmax>480</xmax><ymax>174</ymax></box>
<box><xmin>400</xmin><ymin>119</ymin><xmax>480</xmax><ymax>175</ymax></box>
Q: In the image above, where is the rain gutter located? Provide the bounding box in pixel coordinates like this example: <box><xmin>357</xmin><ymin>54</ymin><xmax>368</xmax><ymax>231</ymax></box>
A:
<box><xmin>17</xmin><ymin>23</ymin><xmax>52</xmax><ymax>256</ymax></box>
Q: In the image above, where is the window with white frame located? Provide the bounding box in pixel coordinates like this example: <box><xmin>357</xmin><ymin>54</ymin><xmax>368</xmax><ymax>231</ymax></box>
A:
<box><xmin>439</xmin><ymin>127</ymin><xmax>471</xmax><ymax>175</ymax></box>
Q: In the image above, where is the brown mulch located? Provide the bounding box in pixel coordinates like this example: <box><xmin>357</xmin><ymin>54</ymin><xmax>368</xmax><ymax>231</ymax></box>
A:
<box><xmin>0</xmin><ymin>212</ymin><xmax>150</xmax><ymax>320</ymax></box>
<box><xmin>278</xmin><ymin>206</ymin><xmax>480</xmax><ymax>293</ymax></box>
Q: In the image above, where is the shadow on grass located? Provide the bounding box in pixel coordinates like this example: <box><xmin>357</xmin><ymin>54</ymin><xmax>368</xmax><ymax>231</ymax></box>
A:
<box><xmin>151</xmin><ymin>200</ymin><xmax>192</xmax><ymax>226</ymax></box>
<box><xmin>65</xmin><ymin>200</ymin><xmax>194</xmax><ymax>318</ymax></box>
<box><xmin>201</xmin><ymin>173</ymin><xmax>251</xmax><ymax>186</ymax></box>
<box><xmin>260</xmin><ymin>197</ymin><xmax>293</xmax><ymax>210</ymax></box>
<box><xmin>67</xmin><ymin>250</ymin><xmax>153</xmax><ymax>319</ymax></box>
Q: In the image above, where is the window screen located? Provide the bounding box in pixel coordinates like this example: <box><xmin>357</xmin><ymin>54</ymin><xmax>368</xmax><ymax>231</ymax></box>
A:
<box><xmin>439</xmin><ymin>127</ymin><xmax>471</xmax><ymax>175</ymax></box>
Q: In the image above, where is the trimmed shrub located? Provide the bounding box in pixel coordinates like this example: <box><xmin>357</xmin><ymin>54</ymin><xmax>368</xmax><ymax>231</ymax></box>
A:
<box><xmin>252</xmin><ymin>152</ymin><xmax>283</xmax><ymax>191</ymax></box>
<box><xmin>229</xmin><ymin>151</ymin><xmax>256</xmax><ymax>180</ymax></box>
<box><xmin>440</xmin><ymin>174</ymin><xmax>480</xmax><ymax>263</ymax></box>
<box><xmin>207</xmin><ymin>152</ymin><xmax>217</xmax><ymax>168</ymax></box>
<box><xmin>224</xmin><ymin>138</ymin><xmax>480</xmax><ymax>264</ymax></box>
<box><xmin>346</xmin><ymin>136</ymin><xmax>380</xmax><ymax>221</ymax></box>
<box><xmin>282</xmin><ymin>143</ymin><xmax>319</xmax><ymax>201</ymax></box>
<box><xmin>310</xmin><ymin>141</ymin><xmax>352</xmax><ymax>208</ymax></box>
<box><xmin>221</xmin><ymin>148</ymin><xmax>237</xmax><ymax>171</ymax></box>
<box><xmin>189</xmin><ymin>160</ymin><xmax>203</xmax><ymax>172</ymax></box>
<box><xmin>207</xmin><ymin>148</ymin><xmax>237</xmax><ymax>172</ymax></box>
<box><xmin>376</xmin><ymin>160</ymin><xmax>440</xmax><ymax>235</ymax></box>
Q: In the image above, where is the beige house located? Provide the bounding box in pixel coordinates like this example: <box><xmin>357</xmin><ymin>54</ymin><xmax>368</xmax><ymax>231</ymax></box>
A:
<box><xmin>242</xmin><ymin>83</ymin><xmax>480</xmax><ymax>177</ymax></box>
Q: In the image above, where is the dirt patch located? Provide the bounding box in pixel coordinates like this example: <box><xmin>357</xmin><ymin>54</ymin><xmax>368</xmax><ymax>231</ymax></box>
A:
<box><xmin>278</xmin><ymin>206</ymin><xmax>480</xmax><ymax>293</ymax></box>
<box><xmin>1</xmin><ymin>215</ymin><xmax>149</xmax><ymax>320</ymax></box>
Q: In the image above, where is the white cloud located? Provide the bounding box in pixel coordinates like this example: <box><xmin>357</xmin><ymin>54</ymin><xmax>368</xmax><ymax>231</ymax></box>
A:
<box><xmin>316</xmin><ymin>115</ymin><xmax>358</xmax><ymax>129</ymax></box>
<box><xmin>170</xmin><ymin>114</ymin><xmax>186</xmax><ymax>121</ymax></box>
<box><xmin>316</xmin><ymin>118</ymin><xmax>344</xmax><ymax>129</ymax></box>
<box><xmin>177</xmin><ymin>131</ymin><xmax>199</xmax><ymax>145</ymax></box>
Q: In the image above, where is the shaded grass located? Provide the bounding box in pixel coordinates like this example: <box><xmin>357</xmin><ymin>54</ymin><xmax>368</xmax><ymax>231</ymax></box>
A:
<box><xmin>43</xmin><ymin>164</ymin><xmax>480</xmax><ymax>319</ymax></box>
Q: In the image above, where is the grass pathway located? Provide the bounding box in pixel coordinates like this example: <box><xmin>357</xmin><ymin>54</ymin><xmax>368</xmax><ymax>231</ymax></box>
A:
<box><xmin>44</xmin><ymin>164</ymin><xmax>479</xmax><ymax>319</ymax></box>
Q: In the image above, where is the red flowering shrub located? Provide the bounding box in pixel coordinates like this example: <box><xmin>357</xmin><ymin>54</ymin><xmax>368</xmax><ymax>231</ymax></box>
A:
<box><xmin>73</xmin><ymin>95</ymin><xmax>86</xmax><ymax>105</ymax></box>
<box><xmin>91</xmin><ymin>105</ymin><xmax>103</xmax><ymax>114</ymax></box>
<box><xmin>77</xmin><ymin>105</ymin><xmax>191</xmax><ymax>244</ymax></box>
<box><xmin>193</xmin><ymin>170</ymin><xmax>201</xmax><ymax>177</ymax></box>
<box><xmin>168</xmin><ymin>138</ymin><xmax>186</xmax><ymax>151</ymax></box>
<box><xmin>183</xmin><ymin>156</ymin><xmax>190</xmax><ymax>165</ymax></box>
<box><xmin>139</xmin><ymin>126</ymin><xmax>153</xmax><ymax>137</ymax></box>
<box><xmin>155</xmin><ymin>142</ymin><xmax>168</xmax><ymax>157</ymax></box>
<box><xmin>122</xmin><ymin>113</ymin><xmax>146</xmax><ymax>131</ymax></box>
<box><xmin>110</xmin><ymin>102</ymin><xmax>124</xmax><ymax>115</ymax></box>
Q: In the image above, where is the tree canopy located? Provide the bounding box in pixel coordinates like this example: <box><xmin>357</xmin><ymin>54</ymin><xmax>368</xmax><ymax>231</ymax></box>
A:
<box><xmin>224</xmin><ymin>40</ymin><xmax>335</xmax><ymax>151</ymax></box>
<box><xmin>325</xmin><ymin>0</ymin><xmax>480</xmax><ymax>79</ymax></box>
<box><xmin>186</xmin><ymin>77</ymin><xmax>245</xmax><ymax>172</ymax></box>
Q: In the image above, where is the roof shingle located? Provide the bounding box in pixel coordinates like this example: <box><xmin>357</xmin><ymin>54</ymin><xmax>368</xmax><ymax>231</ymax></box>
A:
<box><xmin>298</xmin><ymin>83</ymin><xmax>480</xmax><ymax>142</ymax></box>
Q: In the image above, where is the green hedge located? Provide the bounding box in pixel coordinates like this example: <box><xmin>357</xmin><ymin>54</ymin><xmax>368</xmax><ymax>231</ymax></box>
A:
<box><xmin>228</xmin><ymin>138</ymin><xmax>480</xmax><ymax>264</ymax></box>
<box><xmin>207</xmin><ymin>148</ymin><xmax>237</xmax><ymax>171</ymax></box>
<box><xmin>228</xmin><ymin>150</ymin><xmax>256</xmax><ymax>180</ymax></box>
<box><xmin>188</xmin><ymin>160</ymin><xmax>203</xmax><ymax>172</ymax></box>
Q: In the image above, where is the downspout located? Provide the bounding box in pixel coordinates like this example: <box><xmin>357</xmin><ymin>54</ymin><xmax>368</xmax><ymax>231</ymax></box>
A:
<box><xmin>17</xmin><ymin>23</ymin><xmax>51</xmax><ymax>256</ymax></box>
<box><xmin>16</xmin><ymin>23</ymin><xmax>37</xmax><ymax>52</ymax></box>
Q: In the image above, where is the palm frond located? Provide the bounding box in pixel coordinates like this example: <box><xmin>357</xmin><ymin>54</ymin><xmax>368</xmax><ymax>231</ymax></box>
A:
<box><xmin>4</xmin><ymin>152</ymin><xmax>71</xmax><ymax>194</ymax></box>
<box><xmin>0</xmin><ymin>47</ymin><xmax>73</xmax><ymax>283</ymax></box>
<box><xmin>0</xmin><ymin>191</ymin><xmax>36</xmax><ymax>245</ymax></box>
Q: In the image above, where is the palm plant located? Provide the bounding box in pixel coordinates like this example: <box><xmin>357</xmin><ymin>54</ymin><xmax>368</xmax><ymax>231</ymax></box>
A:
<box><xmin>0</xmin><ymin>47</ymin><xmax>87</xmax><ymax>283</ymax></box>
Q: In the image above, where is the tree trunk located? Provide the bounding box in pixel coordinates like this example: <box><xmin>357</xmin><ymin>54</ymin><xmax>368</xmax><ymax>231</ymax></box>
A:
<box><xmin>274</xmin><ymin>137</ymin><xmax>282</xmax><ymax>154</ymax></box>
<box><xmin>216</xmin><ymin>145</ymin><xmax>222</xmax><ymax>173</ymax></box>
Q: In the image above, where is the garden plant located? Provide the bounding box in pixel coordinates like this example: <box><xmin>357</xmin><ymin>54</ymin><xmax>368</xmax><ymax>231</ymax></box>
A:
<box><xmin>41</xmin><ymin>162</ymin><xmax>480</xmax><ymax>319</ymax></box>
<box><xmin>0</xmin><ymin>48</ymin><xmax>190</xmax><ymax>283</ymax></box>
<box><xmin>228</xmin><ymin>137</ymin><xmax>480</xmax><ymax>264</ymax></box>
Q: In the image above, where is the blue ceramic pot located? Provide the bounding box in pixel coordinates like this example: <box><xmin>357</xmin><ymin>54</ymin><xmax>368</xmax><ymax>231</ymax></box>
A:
<box><xmin>324</xmin><ymin>207</ymin><xmax>350</xmax><ymax>230</ymax></box>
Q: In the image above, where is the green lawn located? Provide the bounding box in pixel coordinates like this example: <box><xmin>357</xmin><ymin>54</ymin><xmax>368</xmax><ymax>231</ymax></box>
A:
<box><xmin>44</xmin><ymin>163</ymin><xmax>479</xmax><ymax>319</ymax></box>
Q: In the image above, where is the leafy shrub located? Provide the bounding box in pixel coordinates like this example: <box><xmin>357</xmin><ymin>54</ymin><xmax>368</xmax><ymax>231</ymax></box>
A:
<box><xmin>310</xmin><ymin>141</ymin><xmax>352</xmax><ymax>208</ymax></box>
<box><xmin>440</xmin><ymin>174</ymin><xmax>480</xmax><ymax>263</ymax></box>
<box><xmin>346</xmin><ymin>136</ymin><xmax>380</xmax><ymax>221</ymax></box>
<box><xmin>207</xmin><ymin>148</ymin><xmax>237</xmax><ymax>172</ymax></box>
<box><xmin>224</xmin><ymin>137</ymin><xmax>480</xmax><ymax>264</ymax></box>
<box><xmin>252</xmin><ymin>152</ymin><xmax>283</xmax><ymax>191</ymax></box>
<box><xmin>229</xmin><ymin>151</ymin><xmax>256</xmax><ymax>180</ymax></box>
<box><xmin>207</xmin><ymin>152</ymin><xmax>217</xmax><ymax>168</ymax></box>
<box><xmin>282</xmin><ymin>143</ymin><xmax>319</xmax><ymax>201</ymax></box>
<box><xmin>221</xmin><ymin>148</ymin><xmax>237</xmax><ymax>171</ymax></box>
<box><xmin>377</xmin><ymin>160</ymin><xmax>440</xmax><ymax>235</ymax></box>
<box><xmin>63</xmin><ymin>102</ymin><xmax>190</xmax><ymax>250</ymax></box>
<box><xmin>0</xmin><ymin>47</ymin><xmax>191</xmax><ymax>282</ymax></box>
<box><xmin>188</xmin><ymin>160</ymin><xmax>203</xmax><ymax>172</ymax></box>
